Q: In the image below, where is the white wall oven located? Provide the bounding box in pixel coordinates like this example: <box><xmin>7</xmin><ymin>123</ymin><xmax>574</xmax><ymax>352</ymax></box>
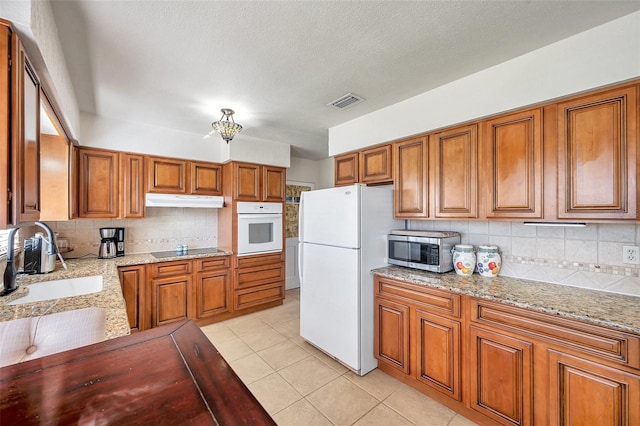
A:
<box><xmin>236</xmin><ymin>202</ymin><xmax>283</xmax><ymax>256</ymax></box>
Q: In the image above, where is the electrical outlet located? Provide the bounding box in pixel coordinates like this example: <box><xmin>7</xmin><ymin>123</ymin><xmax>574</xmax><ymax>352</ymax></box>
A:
<box><xmin>623</xmin><ymin>246</ymin><xmax>640</xmax><ymax>265</ymax></box>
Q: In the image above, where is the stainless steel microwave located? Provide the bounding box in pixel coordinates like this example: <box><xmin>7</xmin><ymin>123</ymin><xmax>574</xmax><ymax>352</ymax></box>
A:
<box><xmin>387</xmin><ymin>230</ymin><xmax>461</xmax><ymax>273</ymax></box>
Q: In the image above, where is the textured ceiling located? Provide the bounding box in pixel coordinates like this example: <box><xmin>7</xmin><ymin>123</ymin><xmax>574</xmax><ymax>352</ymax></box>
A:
<box><xmin>50</xmin><ymin>1</ymin><xmax>640</xmax><ymax>160</ymax></box>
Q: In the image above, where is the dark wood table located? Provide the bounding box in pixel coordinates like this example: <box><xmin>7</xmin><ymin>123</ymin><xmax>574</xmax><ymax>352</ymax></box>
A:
<box><xmin>0</xmin><ymin>320</ymin><xmax>275</xmax><ymax>425</ymax></box>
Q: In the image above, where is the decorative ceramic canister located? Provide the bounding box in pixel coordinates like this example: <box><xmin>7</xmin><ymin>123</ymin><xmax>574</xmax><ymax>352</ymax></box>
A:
<box><xmin>452</xmin><ymin>245</ymin><xmax>476</xmax><ymax>276</ymax></box>
<box><xmin>476</xmin><ymin>245</ymin><xmax>502</xmax><ymax>277</ymax></box>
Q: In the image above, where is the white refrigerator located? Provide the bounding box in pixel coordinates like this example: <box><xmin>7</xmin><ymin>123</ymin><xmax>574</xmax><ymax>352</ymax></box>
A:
<box><xmin>298</xmin><ymin>184</ymin><xmax>402</xmax><ymax>376</ymax></box>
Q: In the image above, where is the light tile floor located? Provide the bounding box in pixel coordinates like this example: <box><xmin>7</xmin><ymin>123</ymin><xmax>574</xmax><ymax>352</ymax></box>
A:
<box><xmin>200</xmin><ymin>289</ymin><xmax>478</xmax><ymax>426</ymax></box>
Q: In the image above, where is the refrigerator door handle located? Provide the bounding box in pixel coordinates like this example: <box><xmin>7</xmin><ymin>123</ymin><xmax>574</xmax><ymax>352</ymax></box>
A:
<box><xmin>298</xmin><ymin>242</ymin><xmax>303</xmax><ymax>283</ymax></box>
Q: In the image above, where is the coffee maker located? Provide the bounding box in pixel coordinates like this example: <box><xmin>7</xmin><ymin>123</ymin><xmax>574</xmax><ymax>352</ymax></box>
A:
<box><xmin>115</xmin><ymin>227</ymin><xmax>125</xmax><ymax>257</ymax></box>
<box><xmin>99</xmin><ymin>228</ymin><xmax>117</xmax><ymax>259</ymax></box>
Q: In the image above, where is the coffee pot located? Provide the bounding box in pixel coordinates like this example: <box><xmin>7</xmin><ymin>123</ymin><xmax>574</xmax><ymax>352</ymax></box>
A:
<box><xmin>99</xmin><ymin>228</ymin><xmax>117</xmax><ymax>259</ymax></box>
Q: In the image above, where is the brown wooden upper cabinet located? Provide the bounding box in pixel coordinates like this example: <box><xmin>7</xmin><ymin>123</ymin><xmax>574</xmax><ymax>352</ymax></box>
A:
<box><xmin>147</xmin><ymin>156</ymin><xmax>223</xmax><ymax>196</ymax></box>
<box><xmin>190</xmin><ymin>161</ymin><xmax>222</xmax><ymax>195</ymax></box>
<box><xmin>1</xmin><ymin>22</ymin><xmax>42</xmax><ymax>226</ymax></box>
<box><xmin>120</xmin><ymin>153</ymin><xmax>145</xmax><ymax>218</ymax></box>
<box><xmin>146</xmin><ymin>156</ymin><xmax>188</xmax><ymax>194</ymax></box>
<box><xmin>335</xmin><ymin>145</ymin><xmax>393</xmax><ymax>186</ymax></box>
<box><xmin>78</xmin><ymin>147</ymin><xmax>146</xmax><ymax>219</ymax></box>
<box><xmin>231</xmin><ymin>162</ymin><xmax>285</xmax><ymax>202</ymax></box>
<box><xmin>431</xmin><ymin>123</ymin><xmax>478</xmax><ymax>218</ymax></box>
<box><xmin>334</xmin><ymin>152</ymin><xmax>358</xmax><ymax>186</ymax></box>
<box><xmin>262</xmin><ymin>166</ymin><xmax>286</xmax><ymax>202</ymax></box>
<box><xmin>556</xmin><ymin>85</ymin><xmax>638</xmax><ymax>220</ymax></box>
<box><xmin>0</xmin><ymin>23</ymin><xmax>9</xmax><ymax>228</ymax></box>
<box><xmin>78</xmin><ymin>147</ymin><xmax>120</xmax><ymax>218</ymax></box>
<box><xmin>359</xmin><ymin>144</ymin><xmax>393</xmax><ymax>184</ymax></box>
<box><xmin>482</xmin><ymin>108</ymin><xmax>543</xmax><ymax>219</ymax></box>
<box><xmin>393</xmin><ymin>137</ymin><xmax>428</xmax><ymax>218</ymax></box>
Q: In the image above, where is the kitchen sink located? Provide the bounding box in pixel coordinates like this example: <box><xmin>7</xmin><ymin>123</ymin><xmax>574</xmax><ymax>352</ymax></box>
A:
<box><xmin>7</xmin><ymin>275</ymin><xmax>103</xmax><ymax>306</ymax></box>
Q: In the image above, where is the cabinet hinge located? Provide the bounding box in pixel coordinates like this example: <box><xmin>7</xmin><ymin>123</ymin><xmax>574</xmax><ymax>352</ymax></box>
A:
<box><xmin>7</xmin><ymin>190</ymin><xmax>11</xmax><ymax>202</ymax></box>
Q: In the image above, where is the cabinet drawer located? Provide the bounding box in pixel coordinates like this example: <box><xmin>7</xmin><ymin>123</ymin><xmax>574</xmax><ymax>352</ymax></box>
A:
<box><xmin>150</xmin><ymin>260</ymin><xmax>192</xmax><ymax>278</ymax></box>
<box><xmin>471</xmin><ymin>299</ymin><xmax>640</xmax><ymax>368</ymax></box>
<box><xmin>235</xmin><ymin>283</ymin><xmax>284</xmax><ymax>310</ymax></box>
<box><xmin>196</xmin><ymin>256</ymin><xmax>230</xmax><ymax>272</ymax></box>
<box><xmin>374</xmin><ymin>277</ymin><xmax>460</xmax><ymax>318</ymax></box>
<box><xmin>236</xmin><ymin>264</ymin><xmax>285</xmax><ymax>289</ymax></box>
<box><xmin>235</xmin><ymin>252</ymin><xmax>283</xmax><ymax>268</ymax></box>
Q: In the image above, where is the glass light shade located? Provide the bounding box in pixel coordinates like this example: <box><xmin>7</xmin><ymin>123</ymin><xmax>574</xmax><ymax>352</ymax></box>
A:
<box><xmin>212</xmin><ymin>109</ymin><xmax>243</xmax><ymax>143</ymax></box>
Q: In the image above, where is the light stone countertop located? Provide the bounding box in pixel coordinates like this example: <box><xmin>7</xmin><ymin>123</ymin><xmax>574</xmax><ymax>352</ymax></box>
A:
<box><xmin>0</xmin><ymin>250</ymin><xmax>232</xmax><ymax>339</ymax></box>
<box><xmin>372</xmin><ymin>266</ymin><xmax>640</xmax><ymax>335</ymax></box>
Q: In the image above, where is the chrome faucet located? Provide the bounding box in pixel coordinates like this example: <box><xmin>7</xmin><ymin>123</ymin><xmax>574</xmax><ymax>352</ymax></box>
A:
<box><xmin>2</xmin><ymin>227</ymin><xmax>20</xmax><ymax>296</ymax></box>
<box><xmin>1</xmin><ymin>221</ymin><xmax>64</xmax><ymax>297</ymax></box>
<box><xmin>35</xmin><ymin>221</ymin><xmax>58</xmax><ymax>256</ymax></box>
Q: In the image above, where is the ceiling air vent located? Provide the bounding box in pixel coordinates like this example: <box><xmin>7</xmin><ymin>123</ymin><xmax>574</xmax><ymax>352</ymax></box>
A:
<box><xmin>327</xmin><ymin>93</ymin><xmax>364</xmax><ymax>109</ymax></box>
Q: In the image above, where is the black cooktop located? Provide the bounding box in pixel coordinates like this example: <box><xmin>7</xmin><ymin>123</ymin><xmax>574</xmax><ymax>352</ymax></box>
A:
<box><xmin>150</xmin><ymin>247</ymin><xmax>225</xmax><ymax>259</ymax></box>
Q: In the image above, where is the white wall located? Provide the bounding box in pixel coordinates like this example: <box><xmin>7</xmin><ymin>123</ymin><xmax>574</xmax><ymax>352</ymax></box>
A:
<box><xmin>286</xmin><ymin>157</ymin><xmax>334</xmax><ymax>189</ymax></box>
<box><xmin>329</xmin><ymin>11</ymin><xmax>640</xmax><ymax>155</ymax></box>
<box><xmin>80</xmin><ymin>112</ymin><xmax>291</xmax><ymax>167</ymax></box>
<box><xmin>316</xmin><ymin>158</ymin><xmax>334</xmax><ymax>189</ymax></box>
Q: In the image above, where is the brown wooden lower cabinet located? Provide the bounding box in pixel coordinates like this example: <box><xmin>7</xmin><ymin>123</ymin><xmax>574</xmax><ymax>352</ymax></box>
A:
<box><xmin>150</xmin><ymin>273</ymin><xmax>192</xmax><ymax>327</ymax></box>
<box><xmin>195</xmin><ymin>257</ymin><xmax>231</xmax><ymax>320</ymax></box>
<box><xmin>234</xmin><ymin>252</ymin><xmax>285</xmax><ymax>311</ymax></box>
<box><xmin>416</xmin><ymin>310</ymin><xmax>461</xmax><ymax>402</ymax></box>
<box><xmin>547</xmin><ymin>350</ymin><xmax>640</xmax><ymax>426</ymax></box>
<box><xmin>468</xmin><ymin>325</ymin><xmax>533</xmax><ymax>426</ymax></box>
<box><xmin>118</xmin><ymin>265</ymin><xmax>146</xmax><ymax>332</ymax></box>
<box><xmin>118</xmin><ymin>254</ymin><xmax>286</xmax><ymax>331</ymax></box>
<box><xmin>375</xmin><ymin>297</ymin><xmax>410</xmax><ymax>374</ymax></box>
<box><xmin>373</xmin><ymin>275</ymin><xmax>640</xmax><ymax>426</ymax></box>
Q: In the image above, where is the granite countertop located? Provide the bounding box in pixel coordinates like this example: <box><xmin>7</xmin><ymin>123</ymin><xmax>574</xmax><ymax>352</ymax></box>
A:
<box><xmin>372</xmin><ymin>266</ymin><xmax>640</xmax><ymax>335</ymax></box>
<box><xmin>0</xmin><ymin>250</ymin><xmax>232</xmax><ymax>339</ymax></box>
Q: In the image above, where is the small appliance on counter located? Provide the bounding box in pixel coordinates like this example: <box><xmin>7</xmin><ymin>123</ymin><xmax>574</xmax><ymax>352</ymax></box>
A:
<box><xmin>98</xmin><ymin>228</ymin><xmax>117</xmax><ymax>259</ymax></box>
<box><xmin>98</xmin><ymin>227</ymin><xmax>125</xmax><ymax>259</ymax></box>
<box><xmin>23</xmin><ymin>232</ymin><xmax>56</xmax><ymax>274</ymax></box>
<box><xmin>387</xmin><ymin>230</ymin><xmax>461</xmax><ymax>273</ymax></box>
<box><xmin>115</xmin><ymin>227</ymin><xmax>125</xmax><ymax>257</ymax></box>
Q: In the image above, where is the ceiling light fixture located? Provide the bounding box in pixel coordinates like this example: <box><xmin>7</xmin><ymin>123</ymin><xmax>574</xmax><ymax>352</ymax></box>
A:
<box><xmin>211</xmin><ymin>108</ymin><xmax>243</xmax><ymax>143</ymax></box>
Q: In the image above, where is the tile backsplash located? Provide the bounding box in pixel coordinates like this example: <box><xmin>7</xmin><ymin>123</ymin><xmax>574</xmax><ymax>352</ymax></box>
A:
<box><xmin>408</xmin><ymin>220</ymin><xmax>640</xmax><ymax>297</ymax></box>
<box><xmin>49</xmin><ymin>208</ymin><xmax>219</xmax><ymax>259</ymax></box>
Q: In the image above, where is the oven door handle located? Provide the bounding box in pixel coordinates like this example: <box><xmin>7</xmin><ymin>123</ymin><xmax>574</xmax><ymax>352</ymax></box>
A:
<box><xmin>237</xmin><ymin>214</ymin><xmax>282</xmax><ymax>220</ymax></box>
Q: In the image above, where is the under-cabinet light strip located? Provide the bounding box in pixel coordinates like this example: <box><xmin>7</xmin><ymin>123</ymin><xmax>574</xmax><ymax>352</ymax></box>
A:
<box><xmin>523</xmin><ymin>222</ymin><xmax>586</xmax><ymax>227</ymax></box>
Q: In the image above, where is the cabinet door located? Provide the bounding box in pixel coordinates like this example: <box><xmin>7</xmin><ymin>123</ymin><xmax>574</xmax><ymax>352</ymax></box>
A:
<box><xmin>360</xmin><ymin>144</ymin><xmax>392</xmax><ymax>184</ymax></box>
<box><xmin>262</xmin><ymin>166</ymin><xmax>285</xmax><ymax>202</ymax></box>
<box><xmin>374</xmin><ymin>297</ymin><xmax>411</xmax><ymax>374</ymax></box>
<box><xmin>334</xmin><ymin>152</ymin><xmax>358</xmax><ymax>186</ymax></box>
<box><xmin>483</xmin><ymin>109</ymin><xmax>543</xmax><ymax>219</ymax></box>
<box><xmin>233</xmin><ymin>162</ymin><xmax>261</xmax><ymax>201</ymax></box>
<box><xmin>13</xmin><ymin>38</ymin><xmax>40</xmax><ymax>224</ymax></box>
<box><xmin>150</xmin><ymin>275</ymin><xmax>193</xmax><ymax>328</ymax></box>
<box><xmin>120</xmin><ymin>153</ymin><xmax>145</xmax><ymax>218</ymax></box>
<box><xmin>78</xmin><ymin>148</ymin><xmax>119</xmax><ymax>218</ymax></box>
<box><xmin>68</xmin><ymin>144</ymin><xmax>79</xmax><ymax>219</ymax></box>
<box><xmin>146</xmin><ymin>156</ymin><xmax>188</xmax><ymax>194</ymax></box>
<box><xmin>394</xmin><ymin>137</ymin><xmax>428</xmax><ymax>218</ymax></box>
<box><xmin>0</xmin><ymin>25</ymin><xmax>10</xmax><ymax>228</ymax></box>
<box><xmin>415</xmin><ymin>310</ymin><xmax>461</xmax><ymax>401</ymax></box>
<box><xmin>190</xmin><ymin>161</ymin><xmax>222</xmax><ymax>195</ymax></box>
<box><xmin>432</xmin><ymin>124</ymin><xmax>478</xmax><ymax>218</ymax></box>
<box><xmin>196</xmin><ymin>270</ymin><xmax>230</xmax><ymax>319</ymax></box>
<box><xmin>118</xmin><ymin>265</ymin><xmax>146</xmax><ymax>332</ymax></box>
<box><xmin>548</xmin><ymin>350</ymin><xmax>640</xmax><ymax>426</ymax></box>
<box><xmin>469</xmin><ymin>326</ymin><xmax>533</xmax><ymax>426</ymax></box>
<box><xmin>557</xmin><ymin>86</ymin><xmax>637</xmax><ymax>220</ymax></box>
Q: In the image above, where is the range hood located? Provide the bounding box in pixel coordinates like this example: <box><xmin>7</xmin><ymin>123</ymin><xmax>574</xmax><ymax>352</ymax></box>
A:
<box><xmin>145</xmin><ymin>193</ymin><xmax>224</xmax><ymax>209</ymax></box>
